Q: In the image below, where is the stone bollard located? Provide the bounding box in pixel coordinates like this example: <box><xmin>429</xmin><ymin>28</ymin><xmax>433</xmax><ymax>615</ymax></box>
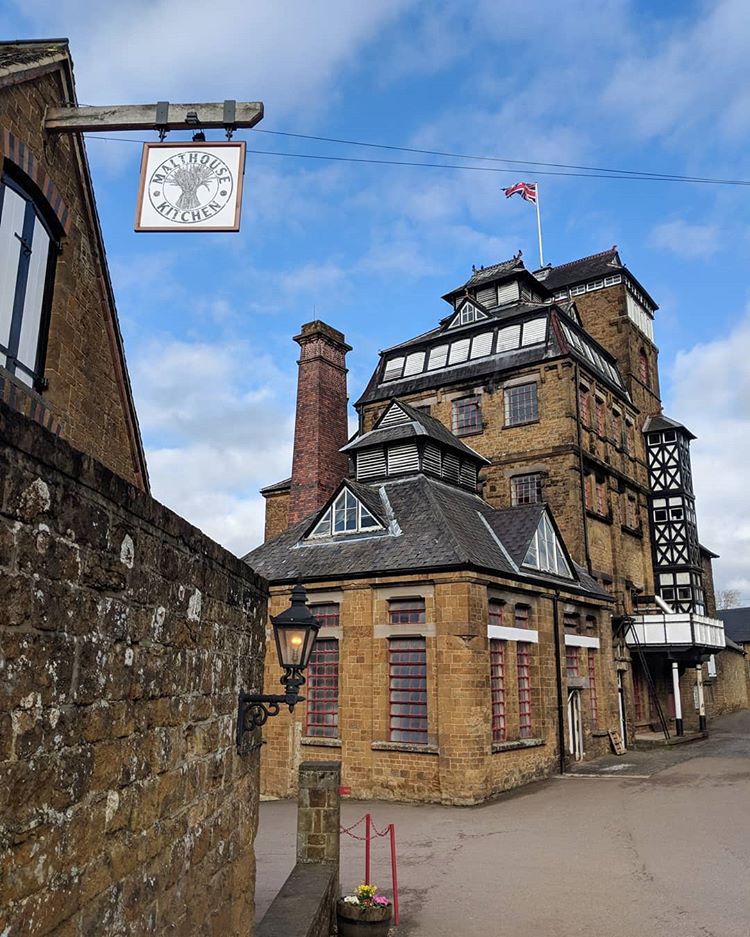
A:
<box><xmin>296</xmin><ymin>761</ymin><xmax>341</xmax><ymax>868</ymax></box>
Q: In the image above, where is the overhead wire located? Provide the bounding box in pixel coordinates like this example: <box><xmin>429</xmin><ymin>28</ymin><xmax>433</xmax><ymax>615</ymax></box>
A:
<box><xmin>83</xmin><ymin>132</ymin><xmax>750</xmax><ymax>187</ymax></box>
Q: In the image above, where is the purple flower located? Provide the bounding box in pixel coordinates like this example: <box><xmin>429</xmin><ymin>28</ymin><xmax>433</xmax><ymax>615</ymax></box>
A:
<box><xmin>373</xmin><ymin>895</ymin><xmax>390</xmax><ymax>907</ymax></box>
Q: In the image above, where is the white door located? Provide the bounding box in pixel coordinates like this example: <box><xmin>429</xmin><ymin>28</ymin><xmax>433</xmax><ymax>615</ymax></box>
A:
<box><xmin>567</xmin><ymin>690</ymin><xmax>583</xmax><ymax>760</ymax></box>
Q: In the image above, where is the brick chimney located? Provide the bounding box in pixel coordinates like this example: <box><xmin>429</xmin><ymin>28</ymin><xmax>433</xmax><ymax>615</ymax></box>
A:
<box><xmin>288</xmin><ymin>321</ymin><xmax>352</xmax><ymax>526</ymax></box>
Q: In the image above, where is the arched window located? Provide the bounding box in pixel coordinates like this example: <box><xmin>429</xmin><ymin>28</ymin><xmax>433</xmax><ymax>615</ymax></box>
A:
<box><xmin>0</xmin><ymin>166</ymin><xmax>59</xmax><ymax>389</ymax></box>
<box><xmin>638</xmin><ymin>348</ymin><xmax>650</xmax><ymax>388</ymax></box>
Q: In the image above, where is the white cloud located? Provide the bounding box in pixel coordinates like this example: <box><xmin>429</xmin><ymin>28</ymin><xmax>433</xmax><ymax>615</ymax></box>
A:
<box><xmin>667</xmin><ymin>310</ymin><xmax>750</xmax><ymax>601</ymax></box>
<box><xmin>132</xmin><ymin>337</ymin><xmax>295</xmax><ymax>556</ymax></box>
<box><xmin>15</xmin><ymin>0</ymin><xmax>415</xmax><ymax>119</ymax></box>
<box><xmin>604</xmin><ymin>0</ymin><xmax>750</xmax><ymax>141</ymax></box>
<box><xmin>650</xmin><ymin>219</ymin><xmax>720</xmax><ymax>259</ymax></box>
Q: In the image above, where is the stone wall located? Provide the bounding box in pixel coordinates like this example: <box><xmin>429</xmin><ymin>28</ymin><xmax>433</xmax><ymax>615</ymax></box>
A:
<box><xmin>0</xmin><ymin>401</ymin><xmax>267</xmax><ymax>936</ymax></box>
<box><xmin>260</xmin><ymin>575</ymin><xmax>614</xmax><ymax>805</ymax></box>
<box><xmin>707</xmin><ymin>648</ymin><xmax>750</xmax><ymax>717</ymax></box>
<box><xmin>358</xmin><ymin>356</ymin><xmax>654</xmax><ymax>608</ymax></box>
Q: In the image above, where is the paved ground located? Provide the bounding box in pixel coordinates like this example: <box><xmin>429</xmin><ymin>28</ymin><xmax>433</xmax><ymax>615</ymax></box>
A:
<box><xmin>255</xmin><ymin>710</ymin><xmax>750</xmax><ymax>936</ymax></box>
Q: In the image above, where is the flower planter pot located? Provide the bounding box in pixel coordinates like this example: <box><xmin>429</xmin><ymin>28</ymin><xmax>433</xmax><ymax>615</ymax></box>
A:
<box><xmin>336</xmin><ymin>899</ymin><xmax>392</xmax><ymax>937</ymax></box>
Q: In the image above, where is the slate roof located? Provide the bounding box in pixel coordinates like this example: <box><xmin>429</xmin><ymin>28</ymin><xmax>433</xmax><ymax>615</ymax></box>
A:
<box><xmin>0</xmin><ymin>39</ymin><xmax>69</xmax><ymax>79</ymax></box>
<box><xmin>538</xmin><ymin>248</ymin><xmax>622</xmax><ymax>290</ymax></box>
<box><xmin>538</xmin><ymin>246</ymin><xmax>659</xmax><ymax>311</ymax></box>
<box><xmin>343</xmin><ymin>399</ymin><xmax>489</xmax><ymax>463</ymax></box>
<box><xmin>260</xmin><ymin>476</ymin><xmax>292</xmax><ymax>495</ymax></box>
<box><xmin>642</xmin><ymin>413</ymin><xmax>696</xmax><ymax>439</ymax></box>
<box><xmin>717</xmin><ymin>608</ymin><xmax>750</xmax><ymax>644</ymax></box>
<box><xmin>244</xmin><ymin>474</ymin><xmax>610</xmax><ymax>600</ymax></box>
<box><xmin>443</xmin><ymin>256</ymin><xmax>527</xmax><ymax>299</ymax></box>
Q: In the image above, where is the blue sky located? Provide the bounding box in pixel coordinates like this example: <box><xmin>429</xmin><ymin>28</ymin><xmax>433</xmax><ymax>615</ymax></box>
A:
<box><xmin>5</xmin><ymin>1</ymin><xmax>750</xmax><ymax>599</ymax></box>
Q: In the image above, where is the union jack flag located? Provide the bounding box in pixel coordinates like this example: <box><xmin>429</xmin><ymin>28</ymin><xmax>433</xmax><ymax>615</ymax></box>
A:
<box><xmin>503</xmin><ymin>182</ymin><xmax>538</xmax><ymax>204</ymax></box>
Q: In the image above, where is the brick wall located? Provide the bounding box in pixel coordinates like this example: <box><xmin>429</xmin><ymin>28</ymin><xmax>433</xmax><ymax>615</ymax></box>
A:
<box><xmin>288</xmin><ymin>322</ymin><xmax>351</xmax><ymax>526</ymax></box>
<box><xmin>0</xmin><ymin>68</ymin><xmax>146</xmax><ymax>488</ymax></box>
<box><xmin>0</xmin><ymin>402</ymin><xmax>267</xmax><ymax>936</ymax></box>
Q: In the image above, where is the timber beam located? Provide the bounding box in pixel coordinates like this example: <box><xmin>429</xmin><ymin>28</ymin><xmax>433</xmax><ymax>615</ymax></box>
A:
<box><xmin>44</xmin><ymin>101</ymin><xmax>264</xmax><ymax>134</ymax></box>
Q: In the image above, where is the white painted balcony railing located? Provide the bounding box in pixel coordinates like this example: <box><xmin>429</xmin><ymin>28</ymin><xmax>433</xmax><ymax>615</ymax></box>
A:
<box><xmin>626</xmin><ymin>613</ymin><xmax>726</xmax><ymax>651</ymax></box>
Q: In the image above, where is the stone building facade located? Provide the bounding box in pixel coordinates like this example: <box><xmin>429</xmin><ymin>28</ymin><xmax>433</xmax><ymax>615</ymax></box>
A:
<box><xmin>248</xmin><ymin>247</ymin><xmax>738</xmax><ymax>804</ymax></box>
<box><xmin>0</xmin><ymin>39</ymin><xmax>269</xmax><ymax>935</ymax></box>
<box><xmin>0</xmin><ymin>40</ymin><xmax>148</xmax><ymax>489</ymax></box>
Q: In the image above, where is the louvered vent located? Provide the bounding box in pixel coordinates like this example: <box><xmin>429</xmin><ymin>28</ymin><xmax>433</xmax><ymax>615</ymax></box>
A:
<box><xmin>422</xmin><ymin>444</ymin><xmax>442</xmax><ymax>476</ymax></box>
<box><xmin>476</xmin><ymin>286</ymin><xmax>497</xmax><ymax>307</ymax></box>
<box><xmin>383</xmin><ymin>357</ymin><xmax>405</xmax><ymax>381</ymax></box>
<box><xmin>459</xmin><ymin>461</ymin><xmax>478</xmax><ymax>490</ymax></box>
<box><xmin>443</xmin><ymin>452</ymin><xmax>460</xmax><ymax>483</ymax></box>
<box><xmin>403</xmin><ymin>351</ymin><xmax>426</xmax><ymax>376</ymax></box>
<box><xmin>470</xmin><ymin>332</ymin><xmax>493</xmax><ymax>359</ymax></box>
<box><xmin>497</xmin><ymin>281</ymin><xmax>520</xmax><ymax>305</ymax></box>
<box><xmin>387</xmin><ymin>443</ymin><xmax>420</xmax><ymax>475</ymax></box>
<box><xmin>379</xmin><ymin>403</ymin><xmax>410</xmax><ymax>428</ymax></box>
<box><xmin>496</xmin><ymin>324</ymin><xmax>521</xmax><ymax>352</ymax></box>
<box><xmin>448</xmin><ymin>338</ymin><xmax>470</xmax><ymax>365</ymax></box>
<box><xmin>427</xmin><ymin>344</ymin><xmax>449</xmax><ymax>370</ymax></box>
<box><xmin>357</xmin><ymin>448</ymin><xmax>387</xmax><ymax>480</ymax></box>
<box><xmin>521</xmin><ymin>317</ymin><xmax>546</xmax><ymax>346</ymax></box>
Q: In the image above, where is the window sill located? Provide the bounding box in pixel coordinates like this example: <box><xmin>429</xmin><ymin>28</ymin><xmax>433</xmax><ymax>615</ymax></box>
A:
<box><xmin>371</xmin><ymin>741</ymin><xmax>439</xmax><ymax>755</ymax></box>
<box><xmin>503</xmin><ymin>419</ymin><xmax>540</xmax><ymax>430</ymax></box>
<box><xmin>492</xmin><ymin>738</ymin><xmax>545</xmax><ymax>753</ymax></box>
<box><xmin>620</xmin><ymin>523</ymin><xmax>643</xmax><ymax>539</ymax></box>
<box><xmin>301</xmin><ymin>736</ymin><xmax>342</xmax><ymax>748</ymax></box>
<box><xmin>586</xmin><ymin>509</ymin><xmax>612</xmax><ymax>525</ymax></box>
<box><xmin>454</xmin><ymin>427</ymin><xmax>484</xmax><ymax>438</ymax></box>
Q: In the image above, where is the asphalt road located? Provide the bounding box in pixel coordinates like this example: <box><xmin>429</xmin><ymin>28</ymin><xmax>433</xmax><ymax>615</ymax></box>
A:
<box><xmin>254</xmin><ymin>710</ymin><xmax>750</xmax><ymax>936</ymax></box>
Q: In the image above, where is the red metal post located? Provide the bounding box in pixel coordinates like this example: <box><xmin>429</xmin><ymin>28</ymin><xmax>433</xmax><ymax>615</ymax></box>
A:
<box><xmin>365</xmin><ymin>813</ymin><xmax>372</xmax><ymax>884</ymax></box>
<box><xmin>389</xmin><ymin>823</ymin><xmax>399</xmax><ymax>926</ymax></box>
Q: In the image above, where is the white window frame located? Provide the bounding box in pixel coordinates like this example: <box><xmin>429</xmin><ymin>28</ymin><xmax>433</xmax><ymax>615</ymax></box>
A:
<box><xmin>309</xmin><ymin>488</ymin><xmax>382</xmax><ymax>538</ymax></box>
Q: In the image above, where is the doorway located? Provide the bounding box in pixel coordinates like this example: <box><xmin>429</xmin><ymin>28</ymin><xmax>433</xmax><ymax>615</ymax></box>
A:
<box><xmin>567</xmin><ymin>690</ymin><xmax>583</xmax><ymax>760</ymax></box>
<box><xmin>617</xmin><ymin>671</ymin><xmax>628</xmax><ymax>748</ymax></box>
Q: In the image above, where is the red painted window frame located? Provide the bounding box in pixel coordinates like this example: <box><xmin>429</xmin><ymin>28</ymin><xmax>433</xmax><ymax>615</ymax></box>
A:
<box><xmin>490</xmin><ymin>639</ymin><xmax>506</xmax><ymax>743</ymax></box>
<box><xmin>305</xmin><ymin>638</ymin><xmax>339</xmax><ymax>738</ymax></box>
<box><xmin>566</xmin><ymin>645</ymin><xmax>580</xmax><ymax>679</ymax></box>
<box><xmin>489</xmin><ymin>599</ymin><xmax>505</xmax><ymax>628</ymax></box>
<box><xmin>587</xmin><ymin>649</ymin><xmax>598</xmax><ymax>726</ymax></box>
<box><xmin>388</xmin><ymin>599</ymin><xmax>426</xmax><ymax>625</ymax></box>
<box><xmin>517</xmin><ymin>642</ymin><xmax>533</xmax><ymax>739</ymax></box>
<box><xmin>579</xmin><ymin>385</ymin><xmax>590</xmax><ymax>426</ymax></box>
<box><xmin>388</xmin><ymin>637</ymin><xmax>428</xmax><ymax>744</ymax></box>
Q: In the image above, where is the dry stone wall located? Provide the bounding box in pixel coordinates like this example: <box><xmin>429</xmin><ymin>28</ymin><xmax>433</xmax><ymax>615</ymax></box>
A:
<box><xmin>0</xmin><ymin>402</ymin><xmax>267</xmax><ymax>936</ymax></box>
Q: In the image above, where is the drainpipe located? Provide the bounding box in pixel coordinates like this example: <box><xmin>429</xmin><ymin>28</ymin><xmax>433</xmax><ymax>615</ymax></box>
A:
<box><xmin>672</xmin><ymin>662</ymin><xmax>684</xmax><ymax>736</ymax></box>
<box><xmin>552</xmin><ymin>591</ymin><xmax>566</xmax><ymax>774</ymax></box>
<box><xmin>573</xmin><ymin>363</ymin><xmax>593</xmax><ymax>574</ymax></box>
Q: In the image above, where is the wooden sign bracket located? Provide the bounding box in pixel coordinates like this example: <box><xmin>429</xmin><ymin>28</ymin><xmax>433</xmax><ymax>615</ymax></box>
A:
<box><xmin>43</xmin><ymin>101</ymin><xmax>264</xmax><ymax>136</ymax></box>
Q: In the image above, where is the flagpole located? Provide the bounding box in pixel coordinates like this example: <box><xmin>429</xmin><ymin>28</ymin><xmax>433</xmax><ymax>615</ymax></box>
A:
<box><xmin>535</xmin><ymin>183</ymin><xmax>544</xmax><ymax>268</ymax></box>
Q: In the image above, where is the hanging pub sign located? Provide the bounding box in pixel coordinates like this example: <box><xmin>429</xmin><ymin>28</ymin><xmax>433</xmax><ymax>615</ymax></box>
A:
<box><xmin>135</xmin><ymin>141</ymin><xmax>246</xmax><ymax>232</ymax></box>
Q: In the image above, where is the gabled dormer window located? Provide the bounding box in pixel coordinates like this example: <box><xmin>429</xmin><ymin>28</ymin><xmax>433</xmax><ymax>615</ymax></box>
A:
<box><xmin>0</xmin><ymin>169</ymin><xmax>59</xmax><ymax>389</ymax></box>
<box><xmin>309</xmin><ymin>488</ymin><xmax>383</xmax><ymax>538</ymax></box>
<box><xmin>523</xmin><ymin>512</ymin><xmax>572</xmax><ymax>578</ymax></box>
<box><xmin>449</xmin><ymin>301</ymin><xmax>488</xmax><ymax>329</ymax></box>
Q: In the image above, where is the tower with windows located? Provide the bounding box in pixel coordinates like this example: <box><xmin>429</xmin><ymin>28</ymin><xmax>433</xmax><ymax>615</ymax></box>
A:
<box><xmin>644</xmin><ymin>414</ymin><xmax>705</xmax><ymax>614</ymax></box>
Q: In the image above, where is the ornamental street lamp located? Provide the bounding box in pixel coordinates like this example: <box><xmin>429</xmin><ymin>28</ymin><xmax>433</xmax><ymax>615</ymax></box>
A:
<box><xmin>236</xmin><ymin>582</ymin><xmax>320</xmax><ymax>751</ymax></box>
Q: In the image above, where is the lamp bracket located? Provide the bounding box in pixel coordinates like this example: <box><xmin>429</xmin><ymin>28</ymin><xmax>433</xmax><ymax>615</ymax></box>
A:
<box><xmin>236</xmin><ymin>666</ymin><xmax>307</xmax><ymax>751</ymax></box>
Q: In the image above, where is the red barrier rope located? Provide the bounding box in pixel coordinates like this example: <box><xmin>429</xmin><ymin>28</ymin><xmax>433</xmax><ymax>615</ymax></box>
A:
<box><xmin>340</xmin><ymin>813</ymin><xmax>400</xmax><ymax>927</ymax></box>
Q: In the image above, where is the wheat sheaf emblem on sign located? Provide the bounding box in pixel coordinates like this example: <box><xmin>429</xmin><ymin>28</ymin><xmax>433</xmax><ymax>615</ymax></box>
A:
<box><xmin>148</xmin><ymin>150</ymin><xmax>234</xmax><ymax>223</ymax></box>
